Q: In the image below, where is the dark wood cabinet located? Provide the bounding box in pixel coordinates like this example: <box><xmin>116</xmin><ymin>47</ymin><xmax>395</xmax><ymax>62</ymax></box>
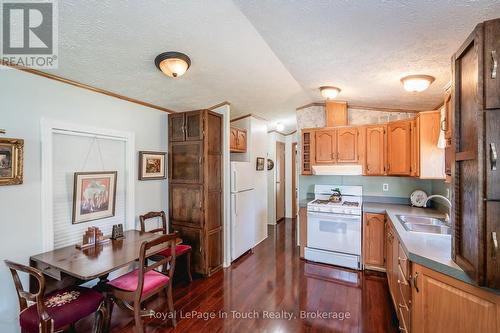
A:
<box><xmin>485</xmin><ymin>20</ymin><xmax>500</xmax><ymax>110</ymax></box>
<box><xmin>451</xmin><ymin>18</ymin><xmax>500</xmax><ymax>289</ymax></box>
<box><xmin>169</xmin><ymin>110</ymin><xmax>223</xmax><ymax>276</ymax></box>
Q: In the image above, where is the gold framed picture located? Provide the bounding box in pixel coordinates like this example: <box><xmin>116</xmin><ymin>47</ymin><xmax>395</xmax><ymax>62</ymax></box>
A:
<box><xmin>72</xmin><ymin>171</ymin><xmax>117</xmax><ymax>224</ymax></box>
<box><xmin>0</xmin><ymin>138</ymin><xmax>24</xmax><ymax>186</ymax></box>
<box><xmin>139</xmin><ymin>151</ymin><xmax>167</xmax><ymax>180</ymax></box>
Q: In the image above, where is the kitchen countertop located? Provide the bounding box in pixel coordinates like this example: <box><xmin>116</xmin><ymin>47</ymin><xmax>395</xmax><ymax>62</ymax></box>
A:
<box><xmin>362</xmin><ymin>202</ymin><xmax>481</xmax><ymax>287</ymax></box>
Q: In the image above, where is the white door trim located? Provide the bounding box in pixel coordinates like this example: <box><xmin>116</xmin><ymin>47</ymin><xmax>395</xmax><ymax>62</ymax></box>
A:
<box><xmin>40</xmin><ymin>119</ymin><xmax>136</xmax><ymax>252</ymax></box>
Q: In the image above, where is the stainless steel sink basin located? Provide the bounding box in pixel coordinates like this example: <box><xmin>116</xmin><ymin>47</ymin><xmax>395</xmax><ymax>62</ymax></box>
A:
<box><xmin>397</xmin><ymin>215</ymin><xmax>451</xmax><ymax>235</ymax></box>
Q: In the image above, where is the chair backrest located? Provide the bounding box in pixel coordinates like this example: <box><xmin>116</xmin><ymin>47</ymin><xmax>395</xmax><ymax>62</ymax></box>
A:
<box><xmin>4</xmin><ymin>260</ymin><xmax>50</xmax><ymax>322</ymax></box>
<box><xmin>134</xmin><ymin>233</ymin><xmax>177</xmax><ymax>300</ymax></box>
<box><xmin>139</xmin><ymin>211</ymin><xmax>167</xmax><ymax>234</ymax></box>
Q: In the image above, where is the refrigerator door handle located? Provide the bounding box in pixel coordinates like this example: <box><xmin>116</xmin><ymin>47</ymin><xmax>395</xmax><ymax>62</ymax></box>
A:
<box><xmin>234</xmin><ymin>195</ymin><xmax>237</xmax><ymax>216</ymax></box>
<box><xmin>232</xmin><ymin>170</ymin><xmax>237</xmax><ymax>192</ymax></box>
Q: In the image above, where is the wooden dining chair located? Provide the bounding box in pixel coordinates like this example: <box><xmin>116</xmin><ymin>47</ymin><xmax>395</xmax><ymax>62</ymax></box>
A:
<box><xmin>106</xmin><ymin>233</ymin><xmax>177</xmax><ymax>333</ymax></box>
<box><xmin>140</xmin><ymin>211</ymin><xmax>192</xmax><ymax>282</ymax></box>
<box><xmin>4</xmin><ymin>260</ymin><xmax>107</xmax><ymax>333</ymax></box>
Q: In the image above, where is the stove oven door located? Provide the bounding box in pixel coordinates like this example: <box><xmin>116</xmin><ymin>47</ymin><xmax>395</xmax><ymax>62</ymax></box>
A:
<box><xmin>307</xmin><ymin>211</ymin><xmax>361</xmax><ymax>255</ymax></box>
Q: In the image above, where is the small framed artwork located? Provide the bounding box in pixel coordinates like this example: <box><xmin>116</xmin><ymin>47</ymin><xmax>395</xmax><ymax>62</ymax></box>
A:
<box><xmin>256</xmin><ymin>157</ymin><xmax>265</xmax><ymax>171</ymax></box>
<box><xmin>139</xmin><ymin>151</ymin><xmax>167</xmax><ymax>180</ymax></box>
<box><xmin>72</xmin><ymin>171</ymin><xmax>117</xmax><ymax>224</ymax></box>
<box><xmin>0</xmin><ymin>138</ymin><xmax>24</xmax><ymax>186</ymax></box>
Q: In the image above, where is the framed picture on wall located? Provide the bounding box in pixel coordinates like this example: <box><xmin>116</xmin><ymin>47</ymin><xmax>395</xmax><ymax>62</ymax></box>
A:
<box><xmin>256</xmin><ymin>157</ymin><xmax>265</xmax><ymax>171</ymax></box>
<box><xmin>72</xmin><ymin>171</ymin><xmax>117</xmax><ymax>224</ymax></box>
<box><xmin>0</xmin><ymin>138</ymin><xmax>24</xmax><ymax>186</ymax></box>
<box><xmin>139</xmin><ymin>151</ymin><xmax>167</xmax><ymax>180</ymax></box>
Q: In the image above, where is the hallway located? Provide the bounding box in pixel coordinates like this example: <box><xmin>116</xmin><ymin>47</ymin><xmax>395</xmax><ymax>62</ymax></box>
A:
<box><xmin>102</xmin><ymin>219</ymin><xmax>398</xmax><ymax>332</ymax></box>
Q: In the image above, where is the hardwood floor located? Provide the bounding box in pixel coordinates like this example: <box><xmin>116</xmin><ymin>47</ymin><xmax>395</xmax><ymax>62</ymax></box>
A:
<box><xmin>80</xmin><ymin>218</ymin><xmax>398</xmax><ymax>332</ymax></box>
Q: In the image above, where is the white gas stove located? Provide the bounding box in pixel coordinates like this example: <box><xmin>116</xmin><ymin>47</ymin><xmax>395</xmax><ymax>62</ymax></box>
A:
<box><xmin>305</xmin><ymin>185</ymin><xmax>363</xmax><ymax>270</ymax></box>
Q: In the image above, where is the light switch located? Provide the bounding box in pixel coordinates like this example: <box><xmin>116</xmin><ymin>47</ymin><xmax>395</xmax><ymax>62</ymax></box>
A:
<box><xmin>383</xmin><ymin>184</ymin><xmax>389</xmax><ymax>192</ymax></box>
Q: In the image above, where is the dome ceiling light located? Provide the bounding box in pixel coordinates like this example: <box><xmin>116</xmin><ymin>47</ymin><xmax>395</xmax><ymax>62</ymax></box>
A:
<box><xmin>154</xmin><ymin>51</ymin><xmax>191</xmax><ymax>78</ymax></box>
<box><xmin>320</xmin><ymin>86</ymin><xmax>341</xmax><ymax>99</ymax></box>
<box><xmin>276</xmin><ymin>122</ymin><xmax>285</xmax><ymax>132</ymax></box>
<box><xmin>400</xmin><ymin>75</ymin><xmax>435</xmax><ymax>92</ymax></box>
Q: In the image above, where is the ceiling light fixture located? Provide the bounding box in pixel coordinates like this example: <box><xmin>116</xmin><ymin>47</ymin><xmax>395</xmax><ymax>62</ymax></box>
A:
<box><xmin>400</xmin><ymin>75</ymin><xmax>435</xmax><ymax>92</ymax></box>
<box><xmin>320</xmin><ymin>86</ymin><xmax>341</xmax><ymax>99</ymax></box>
<box><xmin>276</xmin><ymin>123</ymin><xmax>285</xmax><ymax>132</ymax></box>
<box><xmin>154</xmin><ymin>51</ymin><xmax>191</xmax><ymax>78</ymax></box>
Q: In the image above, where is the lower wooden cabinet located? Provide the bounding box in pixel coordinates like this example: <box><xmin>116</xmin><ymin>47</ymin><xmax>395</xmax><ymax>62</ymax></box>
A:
<box><xmin>411</xmin><ymin>263</ymin><xmax>500</xmax><ymax>333</ymax></box>
<box><xmin>363</xmin><ymin>213</ymin><xmax>385</xmax><ymax>270</ymax></box>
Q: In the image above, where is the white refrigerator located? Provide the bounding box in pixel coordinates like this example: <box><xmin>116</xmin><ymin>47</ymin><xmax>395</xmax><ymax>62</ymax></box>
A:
<box><xmin>230</xmin><ymin>161</ymin><xmax>256</xmax><ymax>261</ymax></box>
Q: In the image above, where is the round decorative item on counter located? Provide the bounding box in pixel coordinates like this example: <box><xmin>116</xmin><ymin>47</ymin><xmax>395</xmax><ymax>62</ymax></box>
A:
<box><xmin>267</xmin><ymin>159</ymin><xmax>274</xmax><ymax>170</ymax></box>
<box><xmin>410</xmin><ymin>190</ymin><xmax>428</xmax><ymax>207</ymax></box>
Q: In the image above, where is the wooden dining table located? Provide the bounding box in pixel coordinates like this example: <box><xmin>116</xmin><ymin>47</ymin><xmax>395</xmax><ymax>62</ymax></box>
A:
<box><xmin>29</xmin><ymin>230</ymin><xmax>180</xmax><ymax>293</ymax></box>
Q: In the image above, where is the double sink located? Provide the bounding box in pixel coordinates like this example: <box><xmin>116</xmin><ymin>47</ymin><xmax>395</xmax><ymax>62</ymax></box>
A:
<box><xmin>397</xmin><ymin>215</ymin><xmax>451</xmax><ymax>235</ymax></box>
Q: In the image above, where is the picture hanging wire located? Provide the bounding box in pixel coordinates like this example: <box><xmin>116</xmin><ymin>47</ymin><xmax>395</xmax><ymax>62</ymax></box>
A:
<box><xmin>80</xmin><ymin>136</ymin><xmax>106</xmax><ymax>171</ymax></box>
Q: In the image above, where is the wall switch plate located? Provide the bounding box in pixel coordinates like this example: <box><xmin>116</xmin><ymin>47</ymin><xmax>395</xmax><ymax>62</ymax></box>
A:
<box><xmin>383</xmin><ymin>183</ymin><xmax>389</xmax><ymax>192</ymax></box>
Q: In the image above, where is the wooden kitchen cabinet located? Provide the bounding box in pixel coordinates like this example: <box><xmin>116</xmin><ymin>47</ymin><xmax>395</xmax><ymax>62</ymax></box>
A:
<box><xmin>451</xmin><ymin>18</ymin><xmax>500</xmax><ymax>288</ymax></box>
<box><xmin>325</xmin><ymin>101</ymin><xmax>348</xmax><ymax>127</ymax></box>
<box><xmin>410</xmin><ymin>117</ymin><xmax>420</xmax><ymax>177</ymax></box>
<box><xmin>301</xmin><ymin>129</ymin><xmax>315</xmax><ymax>175</ymax></box>
<box><xmin>365</xmin><ymin>125</ymin><xmax>386</xmax><ymax>176</ymax></box>
<box><xmin>230</xmin><ymin>126</ymin><xmax>247</xmax><ymax>153</ymax></box>
<box><xmin>418</xmin><ymin>110</ymin><xmax>445</xmax><ymax>179</ymax></box>
<box><xmin>315</xmin><ymin>130</ymin><xmax>336</xmax><ymax>163</ymax></box>
<box><xmin>387</xmin><ymin>120</ymin><xmax>412</xmax><ymax>176</ymax></box>
<box><xmin>363</xmin><ymin>213</ymin><xmax>385</xmax><ymax>270</ymax></box>
<box><xmin>169</xmin><ymin>110</ymin><xmax>223</xmax><ymax>276</ymax></box>
<box><xmin>411</xmin><ymin>263</ymin><xmax>500</xmax><ymax>333</ymax></box>
<box><xmin>337</xmin><ymin>127</ymin><xmax>359</xmax><ymax>163</ymax></box>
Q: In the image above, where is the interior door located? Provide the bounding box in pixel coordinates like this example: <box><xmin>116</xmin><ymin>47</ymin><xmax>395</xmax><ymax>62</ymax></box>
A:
<box><xmin>315</xmin><ymin>130</ymin><xmax>336</xmax><ymax>163</ymax></box>
<box><xmin>276</xmin><ymin>141</ymin><xmax>286</xmax><ymax>222</ymax></box>
<box><xmin>387</xmin><ymin>120</ymin><xmax>412</xmax><ymax>175</ymax></box>
<box><xmin>337</xmin><ymin>128</ymin><xmax>358</xmax><ymax>163</ymax></box>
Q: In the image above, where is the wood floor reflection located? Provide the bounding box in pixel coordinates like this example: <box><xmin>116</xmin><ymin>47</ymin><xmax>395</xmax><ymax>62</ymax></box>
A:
<box><xmin>80</xmin><ymin>218</ymin><xmax>398</xmax><ymax>333</ymax></box>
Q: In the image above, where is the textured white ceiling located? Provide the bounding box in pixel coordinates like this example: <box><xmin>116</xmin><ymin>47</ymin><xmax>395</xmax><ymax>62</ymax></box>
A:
<box><xmin>234</xmin><ymin>0</ymin><xmax>500</xmax><ymax>111</ymax></box>
<box><xmin>48</xmin><ymin>1</ymin><xmax>500</xmax><ymax>132</ymax></box>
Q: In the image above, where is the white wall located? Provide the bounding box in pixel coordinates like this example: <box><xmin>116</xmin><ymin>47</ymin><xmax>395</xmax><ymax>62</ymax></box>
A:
<box><xmin>0</xmin><ymin>66</ymin><xmax>168</xmax><ymax>333</ymax></box>
<box><xmin>285</xmin><ymin>132</ymin><xmax>298</xmax><ymax>218</ymax></box>
<box><xmin>267</xmin><ymin>131</ymin><xmax>285</xmax><ymax>224</ymax></box>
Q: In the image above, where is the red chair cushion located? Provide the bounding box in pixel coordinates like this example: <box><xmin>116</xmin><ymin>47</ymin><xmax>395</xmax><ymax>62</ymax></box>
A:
<box><xmin>108</xmin><ymin>269</ymin><xmax>169</xmax><ymax>295</ymax></box>
<box><xmin>159</xmin><ymin>244</ymin><xmax>191</xmax><ymax>257</ymax></box>
<box><xmin>20</xmin><ymin>286</ymin><xmax>103</xmax><ymax>333</ymax></box>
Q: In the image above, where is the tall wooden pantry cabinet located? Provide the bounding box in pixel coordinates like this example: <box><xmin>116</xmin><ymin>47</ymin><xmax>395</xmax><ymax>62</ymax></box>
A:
<box><xmin>451</xmin><ymin>18</ymin><xmax>500</xmax><ymax>288</ymax></box>
<box><xmin>168</xmin><ymin>110</ymin><xmax>223</xmax><ymax>276</ymax></box>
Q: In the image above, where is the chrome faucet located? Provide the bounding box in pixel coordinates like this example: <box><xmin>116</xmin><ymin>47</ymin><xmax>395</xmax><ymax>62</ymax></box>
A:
<box><xmin>424</xmin><ymin>195</ymin><xmax>452</xmax><ymax>223</ymax></box>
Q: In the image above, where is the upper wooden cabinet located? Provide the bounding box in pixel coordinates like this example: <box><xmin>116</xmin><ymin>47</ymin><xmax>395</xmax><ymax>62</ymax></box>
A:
<box><xmin>363</xmin><ymin>213</ymin><xmax>385</xmax><ymax>269</ymax></box>
<box><xmin>325</xmin><ymin>101</ymin><xmax>348</xmax><ymax>127</ymax></box>
<box><xmin>301</xmin><ymin>130</ymin><xmax>314</xmax><ymax>175</ymax></box>
<box><xmin>451</xmin><ymin>18</ymin><xmax>500</xmax><ymax>289</ymax></box>
<box><xmin>230</xmin><ymin>127</ymin><xmax>247</xmax><ymax>153</ymax></box>
<box><xmin>365</xmin><ymin>125</ymin><xmax>386</xmax><ymax>176</ymax></box>
<box><xmin>169</xmin><ymin>111</ymin><xmax>203</xmax><ymax>142</ymax></box>
<box><xmin>410</xmin><ymin>118</ymin><xmax>420</xmax><ymax>177</ymax></box>
<box><xmin>315</xmin><ymin>130</ymin><xmax>336</xmax><ymax>163</ymax></box>
<box><xmin>387</xmin><ymin>120</ymin><xmax>412</xmax><ymax>176</ymax></box>
<box><xmin>337</xmin><ymin>128</ymin><xmax>359</xmax><ymax>163</ymax></box>
<box><xmin>418</xmin><ymin>111</ymin><xmax>445</xmax><ymax>179</ymax></box>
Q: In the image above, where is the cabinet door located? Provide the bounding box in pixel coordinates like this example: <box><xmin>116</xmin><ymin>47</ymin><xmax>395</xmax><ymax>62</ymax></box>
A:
<box><xmin>419</xmin><ymin>111</ymin><xmax>445</xmax><ymax>179</ymax></box>
<box><xmin>411</xmin><ymin>118</ymin><xmax>420</xmax><ymax>177</ymax></box>
<box><xmin>169</xmin><ymin>113</ymin><xmax>185</xmax><ymax>142</ymax></box>
<box><xmin>365</xmin><ymin>126</ymin><xmax>386</xmax><ymax>175</ymax></box>
<box><xmin>169</xmin><ymin>142</ymin><xmax>203</xmax><ymax>183</ymax></box>
<box><xmin>337</xmin><ymin>128</ymin><xmax>358</xmax><ymax>163</ymax></box>
<box><xmin>444</xmin><ymin>91</ymin><xmax>453</xmax><ymax>140</ymax></box>
<box><xmin>171</xmin><ymin>224</ymin><xmax>205</xmax><ymax>275</ymax></box>
<box><xmin>485</xmin><ymin>19</ymin><xmax>500</xmax><ymax>109</ymax></box>
<box><xmin>363</xmin><ymin>213</ymin><xmax>385</xmax><ymax>268</ymax></box>
<box><xmin>169</xmin><ymin>184</ymin><xmax>203</xmax><ymax>228</ymax></box>
<box><xmin>185</xmin><ymin>111</ymin><xmax>203</xmax><ymax>141</ymax></box>
<box><xmin>315</xmin><ymin>130</ymin><xmax>336</xmax><ymax>163</ymax></box>
<box><xmin>387</xmin><ymin>120</ymin><xmax>412</xmax><ymax>176</ymax></box>
<box><xmin>236</xmin><ymin>129</ymin><xmax>247</xmax><ymax>151</ymax></box>
<box><xmin>411</xmin><ymin>263</ymin><xmax>500</xmax><ymax>333</ymax></box>
<box><xmin>486</xmin><ymin>111</ymin><xmax>500</xmax><ymax>200</ymax></box>
<box><xmin>301</xmin><ymin>130</ymin><xmax>315</xmax><ymax>175</ymax></box>
<box><xmin>207</xmin><ymin>228</ymin><xmax>223</xmax><ymax>275</ymax></box>
<box><xmin>230</xmin><ymin>128</ymin><xmax>238</xmax><ymax>151</ymax></box>
<box><xmin>486</xmin><ymin>201</ymin><xmax>500</xmax><ymax>289</ymax></box>
<box><xmin>452</xmin><ymin>32</ymin><xmax>484</xmax><ymax>284</ymax></box>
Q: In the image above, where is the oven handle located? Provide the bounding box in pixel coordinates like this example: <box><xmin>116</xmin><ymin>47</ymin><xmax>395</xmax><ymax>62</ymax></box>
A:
<box><xmin>307</xmin><ymin>211</ymin><xmax>361</xmax><ymax>221</ymax></box>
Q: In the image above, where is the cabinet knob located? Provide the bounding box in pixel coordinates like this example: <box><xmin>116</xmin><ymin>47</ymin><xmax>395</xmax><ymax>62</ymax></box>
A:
<box><xmin>493</xmin><ymin>232</ymin><xmax>498</xmax><ymax>260</ymax></box>
<box><xmin>490</xmin><ymin>143</ymin><xmax>497</xmax><ymax>171</ymax></box>
<box><xmin>492</xmin><ymin>50</ymin><xmax>498</xmax><ymax>79</ymax></box>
